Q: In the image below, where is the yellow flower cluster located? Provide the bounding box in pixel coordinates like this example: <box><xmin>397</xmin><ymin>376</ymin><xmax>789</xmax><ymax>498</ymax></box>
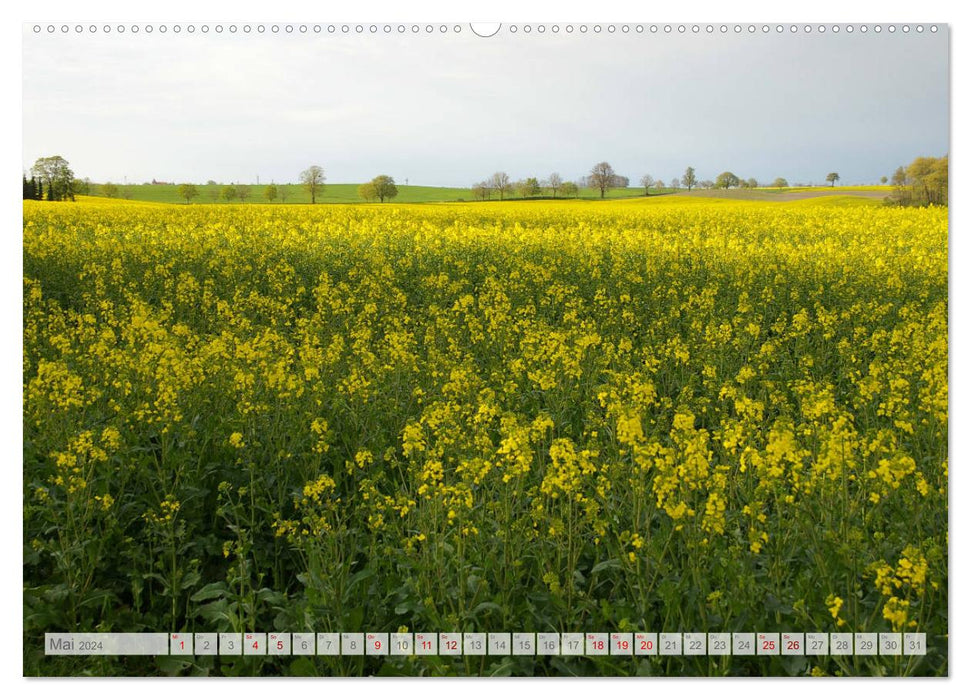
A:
<box><xmin>23</xmin><ymin>197</ymin><xmax>947</xmax><ymax>647</ymax></box>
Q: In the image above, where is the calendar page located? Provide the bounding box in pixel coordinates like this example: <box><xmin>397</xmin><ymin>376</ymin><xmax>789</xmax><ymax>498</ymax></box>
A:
<box><xmin>21</xmin><ymin>4</ymin><xmax>950</xmax><ymax>679</ymax></box>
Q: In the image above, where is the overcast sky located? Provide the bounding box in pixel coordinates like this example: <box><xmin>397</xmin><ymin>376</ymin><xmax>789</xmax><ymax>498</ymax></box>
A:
<box><xmin>22</xmin><ymin>24</ymin><xmax>949</xmax><ymax>187</ymax></box>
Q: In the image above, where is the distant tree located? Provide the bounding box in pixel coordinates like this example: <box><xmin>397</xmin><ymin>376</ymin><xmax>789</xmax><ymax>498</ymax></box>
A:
<box><xmin>560</xmin><ymin>181</ymin><xmax>579</xmax><ymax>198</ymax></box>
<box><xmin>699</xmin><ymin>180</ymin><xmax>714</xmax><ymax>189</ymax></box>
<box><xmin>472</xmin><ymin>182</ymin><xmax>491</xmax><ymax>201</ymax></box>
<box><xmin>264</xmin><ymin>184</ymin><xmax>278</xmax><ymax>202</ymax></box>
<box><xmin>826</xmin><ymin>172</ymin><xmax>840</xmax><ymax>187</ymax></box>
<box><xmin>121</xmin><ymin>186</ymin><xmax>133</xmax><ymax>200</ymax></box>
<box><xmin>177</xmin><ymin>183</ymin><xmax>199</xmax><ymax>204</ymax></box>
<box><xmin>546</xmin><ymin>172</ymin><xmax>562</xmax><ymax>199</ymax></box>
<box><xmin>655</xmin><ymin>179</ymin><xmax>665</xmax><ymax>190</ymax></box>
<box><xmin>221</xmin><ymin>185</ymin><xmax>237</xmax><ymax>202</ymax></box>
<box><xmin>670</xmin><ymin>177</ymin><xmax>681</xmax><ymax>190</ymax></box>
<box><xmin>101</xmin><ymin>182</ymin><xmax>119</xmax><ymax>198</ymax></box>
<box><xmin>683</xmin><ymin>166</ymin><xmax>697</xmax><ymax>191</ymax></box>
<box><xmin>771</xmin><ymin>177</ymin><xmax>789</xmax><ymax>189</ymax></box>
<box><xmin>278</xmin><ymin>185</ymin><xmax>290</xmax><ymax>203</ymax></box>
<box><xmin>206</xmin><ymin>179</ymin><xmax>218</xmax><ymax>186</ymax></box>
<box><xmin>22</xmin><ymin>175</ymin><xmax>31</xmax><ymax>200</ymax></box>
<box><xmin>640</xmin><ymin>174</ymin><xmax>655</xmax><ymax>196</ymax></box>
<box><xmin>72</xmin><ymin>178</ymin><xmax>91</xmax><ymax>196</ymax></box>
<box><xmin>714</xmin><ymin>172</ymin><xmax>740</xmax><ymax>189</ymax></box>
<box><xmin>358</xmin><ymin>182</ymin><xmax>378</xmax><ymax>202</ymax></box>
<box><xmin>880</xmin><ymin>176</ymin><xmax>888</xmax><ymax>185</ymax></box>
<box><xmin>519</xmin><ymin>177</ymin><xmax>540</xmax><ymax>199</ymax></box>
<box><xmin>746</xmin><ymin>177</ymin><xmax>759</xmax><ymax>188</ymax></box>
<box><xmin>490</xmin><ymin>172</ymin><xmax>511</xmax><ymax>200</ymax></box>
<box><xmin>208</xmin><ymin>186</ymin><xmax>220</xmax><ymax>202</ymax></box>
<box><xmin>891</xmin><ymin>166</ymin><xmax>907</xmax><ymax>187</ymax></box>
<box><xmin>235</xmin><ymin>184</ymin><xmax>251</xmax><ymax>202</ymax></box>
<box><xmin>368</xmin><ymin>175</ymin><xmax>399</xmax><ymax>202</ymax></box>
<box><xmin>301</xmin><ymin>165</ymin><xmax>326</xmax><ymax>204</ymax></box>
<box><xmin>31</xmin><ymin>155</ymin><xmax>75</xmax><ymax>201</ymax></box>
<box><xmin>589</xmin><ymin>162</ymin><xmax>618</xmax><ymax>198</ymax></box>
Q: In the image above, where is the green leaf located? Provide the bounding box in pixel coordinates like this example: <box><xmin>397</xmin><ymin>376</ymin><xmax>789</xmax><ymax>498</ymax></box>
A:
<box><xmin>471</xmin><ymin>601</ymin><xmax>503</xmax><ymax>616</ymax></box>
<box><xmin>190</xmin><ymin>582</ymin><xmax>228</xmax><ymax>602</ymax></box>
<box><xmin>591</xmin><ymin>558</ymin><xmax>622</xmax><ymax>575</ymax></box>
<box><xmin>288</xmin><ymin>656</ymin><xmax>318</xmax><ymax>677</ymax></box>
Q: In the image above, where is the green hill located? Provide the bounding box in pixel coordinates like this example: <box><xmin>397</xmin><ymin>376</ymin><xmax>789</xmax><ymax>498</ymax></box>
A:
<box><xmin>86</xmin><ymin>182</ymin><xmax>657</xmax><ymax>204</ymax></box>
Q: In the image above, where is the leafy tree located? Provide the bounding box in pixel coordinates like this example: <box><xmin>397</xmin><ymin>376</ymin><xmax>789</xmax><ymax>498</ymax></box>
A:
<box><xmin>640</xmin><ymin>174</ymin><xmax>655</xmax><ymax>196</ymax></box>
<box><xmin>121</xmin><ymin>186</ymin><xmax>133</xmax><ymax>200</ymax></box>
<box><xmin>301</xmin><ymin>165</ymin><xmax>326</xmax><ymax>204</ymax></box>
<box><xmin>236</xmin><ymin>184</ymin><xmax>251</xmax><ymax>202</ymax></box>
<box><xmin>472</xmin><ymin>182</ymin><xmax>491</xmax><ymax>201</ymax></box>
<box><xmin>891</xmin><ymin>166</ymin><xmax>907</xmax><ymax>187</ymax></box>
<box><xmin>369</xmin><ymin>175</ymin><xmax>399</xmax><ymax>202</ymax></box>
<box><xmin>880</xmin><ymin>176</ymin><xmax>888</xmax><ymax>185</ymax></box>
<box><xmin>102</xmin><ymin>182</ymin><xmax>119</xmax><ymax>198</ymax></box>
<box><xmin>358</xmin><ymin>182</ymin><xmax>378</xmax><ymax>202</ymax></box>
<box><xmin>278</xmin><ymin>185</ymin><xmax>290</xmax><ymax>203</ymax></box>
<box><xmin>221</xmin><ymin>185</ymin><xmax>237</xmax><ymax>202</ymax></box>
<box><xmin>589</xmin><ymin>161</ymin><xmax>618</xmax><ymax>198</ymax></box>
<box><xmin>683</xmin><ymin>166</ymin><xmax>697</xmax><ymax>191</ymax></box>
<box><xmin>560</xmin><ymin>181</ymin><xmax>579</xmax><ymax>198</ymax></box>
<box><xmin>546</xmin><ymin>173</ymin><xmax>562</xmax><ymax>199</ymax></box>
<box><xmin>826</xmin><ymin>172</ymin><xmax>840</xmax><ymax>187</ymax></box>
<box><xmin>746</xmin><ymin>178</ymin><xmax>759</xmax><ymax>188</ymax></box>
<box><xmin>31</xmin><ymin>155</ymin><xmax>74</xmax><ymax>201</ymax></box>
<box><xmin>490</xmin><ymin>172</ymin><xmax>511</xmax><ymax>200</ymax></box>
<box><xmin>519</xmin><ymin>177</ymin><xmax>540</xmax><ymax>199</ymax></box>
<box><xmin>887</xmin><ymin>155</ymin><xmax>948</xmax><ymax>207</ymax></box>
<box><xmin>771</xmin><ymin>177</ymin><xmax>788</xmax><ymax>189</ymax></box>
<box><xmin>655</xmin><ymin>179</ymin><xmax>665</xmax><ymax>190</ymax></box>
<box><xmin>264</xmin><ymin>184</ymin><xmax>278</xmax><ymax>202</ymax></box>
<box><xmin>72</xmin><ymin>178</ymin><xmax>91</xmax><ymax>196</ymax></box>
<box><xmin>714</xmin><ymin>172</ymin><xmax>740</xmax><ymax>189</ymax></box>
<box><xmin>22</xmin><ymin>175</ymin><xmax>32</xmax><ymax>200</ymax></box>
<box><xmin>177</xmin><ymin>183</ymin><xmax>199</xmax><ymax>204</ymax></box>
<box><xmin>698</xmin><ymin>180</ymin><xmax>714</xmax><ymax>189</ymax></box>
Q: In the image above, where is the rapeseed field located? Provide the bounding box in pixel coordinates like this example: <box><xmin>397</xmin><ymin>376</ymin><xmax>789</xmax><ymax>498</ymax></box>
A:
<box><xmin>23</xmin><ymin>197</ymin><xmax>947</xmax><ymax>675</ymax></box>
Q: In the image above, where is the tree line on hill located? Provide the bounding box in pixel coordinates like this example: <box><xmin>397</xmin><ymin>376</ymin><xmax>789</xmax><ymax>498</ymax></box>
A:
<box><xmin>22</xmin><ymin>155</ymin><xmax>947</xmax><ymax>207</ymax></box>
<box><xmin>470</xmin><ymin>163</ymin><xmax>805</xmax><ymax>200</ymax></box>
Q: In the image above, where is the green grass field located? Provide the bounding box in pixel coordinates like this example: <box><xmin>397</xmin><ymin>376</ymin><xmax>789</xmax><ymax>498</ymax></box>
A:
<box><xmin>85</xmin><ymin>183</ymin><xmax>664</xmax><ymax>205</ymax></box>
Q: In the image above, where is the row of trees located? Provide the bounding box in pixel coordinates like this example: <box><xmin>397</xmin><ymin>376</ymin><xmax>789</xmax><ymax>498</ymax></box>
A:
<box><xmin>471</xmin><ymin>172</ymin><xmax>580</xmax><ymax>201</ymax></box>
<box><xmin>470</xmin><ymin>164</ymin><xmax>806</xmax><ymax>200</ymax></box>
<box><xmin>31</xmin><ymin>156</ymin><xmax>942</xmax><ymax>206</ymax></box>
<box><xmin>472</xmin><ymin>163</ymin><xmax>631</xmax><ymax>201</ymax></box>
